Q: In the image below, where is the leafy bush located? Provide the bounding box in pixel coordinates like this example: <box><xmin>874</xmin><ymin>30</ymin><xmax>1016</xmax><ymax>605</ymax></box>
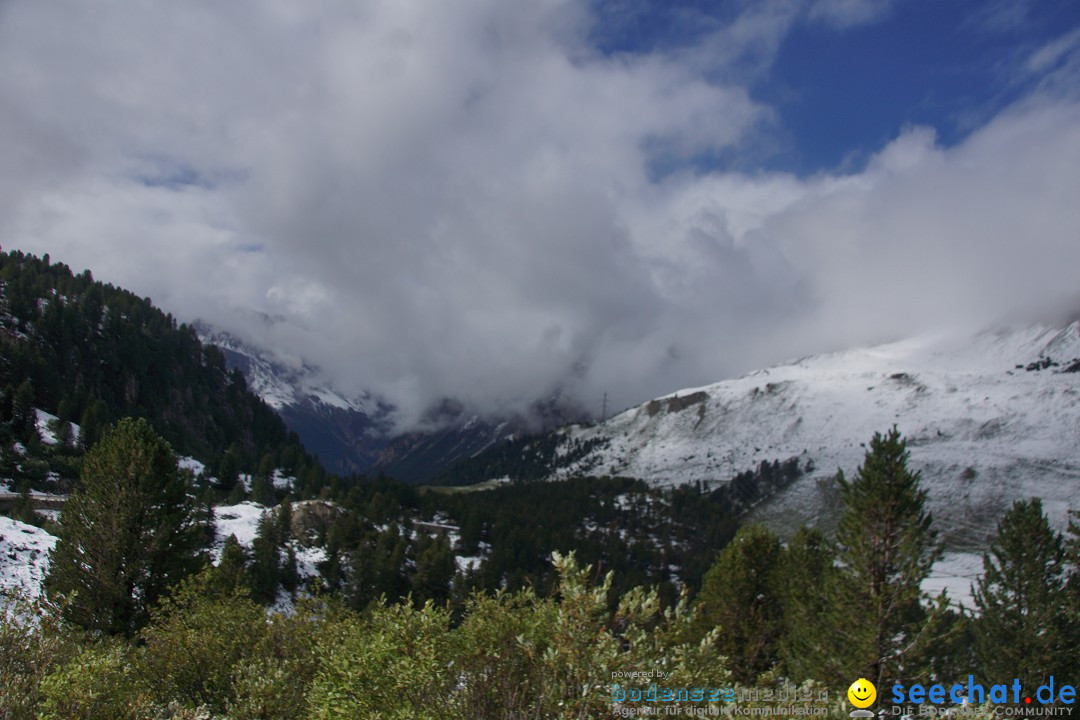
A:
<box><xmin>307</xmin><ymin>599</ymin><xmax>458</xmax><ymax>719</ymax></box>
<box><xmin>136</xmin><ymin>573</ymin><xmax>269</xmax><ymax>714</ymax></box>
<box><xmin>38</xmin><ymin>641</ymin><xmax>148</xmax><ymax>720</ymax></box>
<box><xmin>0</xmin><ymin>592</ymin><xmax>81</xmax><ymax>720</ymax></box>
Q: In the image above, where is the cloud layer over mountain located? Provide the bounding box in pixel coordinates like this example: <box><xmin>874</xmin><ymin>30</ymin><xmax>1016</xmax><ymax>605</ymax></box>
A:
<box><xmin>2</xmin><ymin>0</ymin><xmax>1079</xmax><ymax>426</ymax></box>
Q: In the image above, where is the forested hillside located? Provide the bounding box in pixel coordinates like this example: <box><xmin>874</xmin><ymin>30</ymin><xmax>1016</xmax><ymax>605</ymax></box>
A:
<box><xmin>0</xmin><ymin>248</ymin><xmax>323</xmax><ymax>492</ymax></box>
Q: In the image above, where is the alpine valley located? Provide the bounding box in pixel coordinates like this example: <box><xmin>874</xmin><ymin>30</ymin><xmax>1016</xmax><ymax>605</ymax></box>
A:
<box><xmin>3</xmin><ymin>247</ymin><xmax>1080</xmax><ymax>611</ymax></box>
<box><xmin>196</xmin><ymin>322</ymin><xmax>586</xmax><ymax>482</ymax></box>
<box><xmin>446</xmin><ymin>321</ymin><xmax>1080</xmax><ymax>545</ymax></box>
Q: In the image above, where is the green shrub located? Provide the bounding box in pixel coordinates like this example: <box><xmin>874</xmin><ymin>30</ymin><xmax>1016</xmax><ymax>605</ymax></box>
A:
<box><xmin>38</xmin><ymin>641</ymin><xmax>148</xmax><ymax>720</ymax></box>
<box><xmin>0</xmin><ymin>592</ymin><xmax>81</xmax><ymax>720</ymax></box>
<box><xmin>454</xmin><ymin>588</ymin><xmax>559</xmax><ymax>715</ymax></box>
<box><xmin>227</xmin><ymin>598</ymin><xmax>329</xmax><ymax>720</ymax></box>
<box><xmin>307</xmin><ymin>599</ymin><xmax>458</xmax><ymax>719</ymax></box>
<box><xmin>136</xmin><ymin>572</ymin><xmax>269</xmax><ymax>714</ymax></box>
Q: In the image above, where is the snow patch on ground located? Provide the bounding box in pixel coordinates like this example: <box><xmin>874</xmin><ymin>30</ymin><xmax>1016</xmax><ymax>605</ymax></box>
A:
<box><xmin>0</xmin><ymin>516</ymin><xmax>56</xmax><ymax>599</ymax></box>
<box><xmin>32</xmin><ymin>409</ymin><xmax>80</xmax><ymax>447</ymax></box>
<box><xmin>294</xmin><ymin>544</ymin><xmax>326</xmax><ymax>581</ymax></box>
<box><xmin>211</xmin><ymin>501</ymin><xmax>323</xmax><ymax>580</ymax></box>
<box><xmin>212</xmin><ymin>502</ymin><xmax>267</xmax><ymax>560</ymax></box>
<box><xmin>923</xmin><ymin>550</ymin><xmax>983</xmax><ymax>610</ymax></box>
<box><xmin>456</xmin><ymin>555</ymin><xmax>483</xmax><ymax>573</ymax></box>
<box><xmin>272</xmin><ymin>469</ymin><xmax>296</xmax><ymax>490</ymax></box>
<box><xmin>179</xmin><ymin>456</ymin><xmax>207</xmax><ymax>477</ymax></box>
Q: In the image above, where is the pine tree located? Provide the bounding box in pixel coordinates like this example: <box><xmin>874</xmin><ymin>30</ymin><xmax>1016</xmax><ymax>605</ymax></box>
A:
<box><xmin>212</xmin><ymin>534</ymin><xmax>251</xmax><ymax>597</ymax></box>
<box><xmin>973</xmin><ymin>498</ymin><xmax>1070</xmax><ymax>684</ymax></box>
<box><xmin>217</xmin><ymin>450</ymin><xmax>241</xmax><ymax>500</ymax></box>
<box><xmin>777</xmin><ymin>526</ymin><xmax>846</xmax><ymax>683</ymax></box>
<box><xmin>281</xmin><ymin>544</ymin><xmax>300</xmax><ymax>594</ymax></box>
<box><xmin>833</xmin><ymin>427</ymin><xmax>943</xmax><ymax>687</ymax></box>
<box><xmin>0</xmin><ymin>383</ymin><xmax>14</xmax><ymax>424</ymax></box>
<box><xmin>372</xmin><ymin>525</ymin><xmax>409</xmax><ymax>603</ymax></box>
<box><xmin>696</xmin><ymin>523</ymin><xmax>784</xmax><ymax>683</ymax></box>
<box><xmin>51</xmin><ymin>418</ymin><xmax>74</xmax><ymax>451</ymax></box>
<box><xmin>411</xmin><ymin>534</ymin><xmax>456</xmax><ymax>607</ymax></box>
<box><xmin>1068</xmin><ymin>512</ymin><xmax>1080</xmax><ymax>660</ymax></box>
<box><xmin>250</xmin><ymin>472</ymin><xmax>275</xmax><ymax>506</ymax></box>
<box><xmin>77</xmin><ymin>400</ymin><xmax>105</xmax><ymax>451</ymax></box>
<box><xmin>11</xmin><ymin>379</ymin><xmax>36</xmax><ymax>443</ymax></box>
<box><xmin>249</xmin><ymin>512</ymin><xmax>283</xmax><ymax>604</ymax></box>
<box><xmin>11</xmin><ymin>483</ymin><xmax>45</xmax><ymax>527</ymax></box>
<box><xmin>44</xmin><ymin>417</ymin><xmax>208</xmax><ymax>634</ymax></box>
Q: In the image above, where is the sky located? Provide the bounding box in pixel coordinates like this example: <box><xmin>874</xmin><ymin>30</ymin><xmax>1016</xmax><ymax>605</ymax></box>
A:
<box><xmin>2</xmin><ymin>0</ymin><xmax>1080</xmax><ymax>428</ymax></box>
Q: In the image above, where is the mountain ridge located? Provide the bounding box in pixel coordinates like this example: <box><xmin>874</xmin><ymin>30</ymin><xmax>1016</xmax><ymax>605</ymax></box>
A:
<box><xmin>194</xmin><ymin>324</ymin><xmax>394</xmax><ymax>475</ymax></box>
<box><xmin>196</xmin><ymin>324</ymin><xmax>589</xmax><ymax>481</ymax></box>
<box><xmin>452</xmin><ymin>321</ymin><xmax>1080</xmax><ymax>546</ymax></box>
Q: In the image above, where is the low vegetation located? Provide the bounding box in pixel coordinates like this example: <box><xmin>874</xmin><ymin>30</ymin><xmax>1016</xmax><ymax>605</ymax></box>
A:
<box><xmin>2</xmin><ymin>427</ymin><xmax>1078</xmax><ymax>719</ymax></box>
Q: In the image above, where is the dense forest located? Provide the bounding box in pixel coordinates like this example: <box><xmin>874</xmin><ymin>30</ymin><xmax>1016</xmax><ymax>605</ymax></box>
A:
<box><xmin>423</xmin><ymin>458</ymin><xmax>802</xmax><ymax>603</ymax></box>
<box><xmin>304</xmin><ymin>475</ymin><xmax>743</xmax><ymax>612</ymax></box>
<box><xmin>432</xmin><ymin>431</ymin><xmax>612</xmax><ymax>485</ymax></box>
<box><xmin>0</xmin><ymin>248</ymin><xmax>325</xmax><ymax>494</ymax></box>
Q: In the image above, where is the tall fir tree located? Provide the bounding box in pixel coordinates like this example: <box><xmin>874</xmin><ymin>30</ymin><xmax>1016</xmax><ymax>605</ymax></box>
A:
<box><xmin>1063</xmin><ymin>512</ymin><xmax>1080</xmax><ymax>677</ymax></box>
<box><xmin>44</xmin><ymin>417</ymin><xmax>208</xmax><ymax>634</ymax></box>
<box><xmin>973</xmin><ymin>498</ymin><xmax>1071</xmax><ymax>684</ymax></box>
<box><xmin>696</xmin><ymin>524</ymin><xmax>784</xmax><ymax>683</ymax></box>
<box><xmin>11</xmin><ymin>379</ymin><xmax>36</xmax><ymax>443</ymax></box>
<box><xmin>250</xmin><ymin>472</ymin><xmax>276</xmax><ymax>506</ymax></box>
<box><xmin>212</xmin><ymin>534</ymin><xmax>251</xmax><ymax>597</ymax></box>
<box><xmin>411</xmin><ymin>534</ymin><xmax>456</xmax><ymax>608</ymax></box>
<box><xmin>777</xmin><ymin>526</ymin><xmax>846</xmax><ymax>683</ymax></box>
<box><xmin>217</xmin><ymin>449</ymin><xmax>241</xmax><ymax>501</ymax></box>
<box><xmin>832</xmin><ymin>427</ymin><xmax>944</xmax><ymax>687</ymax></box>
<box><xmin>249</xmin><ymin>511</ymin><xmax>284</xmax><ymax>604</ymax></box>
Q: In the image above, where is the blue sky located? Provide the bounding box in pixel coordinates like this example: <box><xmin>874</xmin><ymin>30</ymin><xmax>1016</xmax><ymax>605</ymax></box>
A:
<box><xmin>767</xmin><ymin>0</ymin><xmax>1080</xmax><ymax>171</ymax></box>
<box><xmin>2</xmin><ymin>0</ymin><xmax>1080</xmax><ymax>424</ymax></box>
<box><xmin>591</xmin><ymin>0</ymin><xmax>1080</xmax><ymax>173</ymax></box>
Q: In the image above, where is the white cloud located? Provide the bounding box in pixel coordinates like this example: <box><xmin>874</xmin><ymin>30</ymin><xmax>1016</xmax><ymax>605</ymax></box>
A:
<box><xmin>0</xmin><ymin>0</ymin><xmax>1078</xmax><ymax>428</ymax></box>
<box><xmin>807</xmin><ymin>0</ymin><xmax>894</xmax><ymax>29</ymax></box>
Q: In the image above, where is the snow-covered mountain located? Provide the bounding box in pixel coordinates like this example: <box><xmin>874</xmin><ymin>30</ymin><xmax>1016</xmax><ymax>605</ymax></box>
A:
<box><xmin>195</xmin><ymin>324</ymin><xmax>395</xmax><ymax>474</ymax></box>
<box><xmin>473</xmin><ymin>322</ymin><xmax>1080</xmax><ymax>550</ymax></box>
<box><xmin>196</xmin><ymin>323</ymin><xmax>585</xmax><ymax>482</ymax></box>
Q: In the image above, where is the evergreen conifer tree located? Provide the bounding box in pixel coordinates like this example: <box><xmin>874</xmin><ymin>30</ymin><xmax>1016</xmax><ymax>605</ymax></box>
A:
<box><xmin>44</xmin><ymin>417</ymin><xmax>208</xmax><ymax>634</ymax></box>
<box><xmin>249</xmin><ymin>511</ymin><xmax>283</xmax><ymax>604</ymax></box>
<box><xmin>973</xmin><ymin>498</ymin><xmax>1070</xmax><ymax>684</ymax></box>
<box><xmin>250</xmin><ymin>472</ymin><xmax>275</xmax><ymax>506</ymax></box>
<box><xmin>411</xmin><ymin>534</ymin><xmax>456</xmax><ymax>607</ymax></box>
<box><xmin>11</xmin><ymin>483</ymin><xmax>44</xmax><ymax>527</ymax></box>
<box><xmin>212</xmin><ymin>534</ymin><xmax>251</xmax><ymax>597</ymax></box>
<box><xmin>281</xmin><ymin>544</ymin><xmax>300</xmax><ymax>594</ymax></box>
<box><xmin>833</xmin><ymin>427</ymin><xmax>943</xmax><ymax>687</ymax></box>
<box><xmin>1065</xmin><ymin>512</ymin><xmax>1080</xmax><ymax>673</ymax></box>
<box><xmin>11</xmin><ymin>379</ymin><xmax>36</xmax><ymax>443</ymax></box>
<box><xmin>217</xmin><ymin>450</ymin><xmax>241</xmax><ymax>500</ymax></box>
<box><xmin>77</xmin><ymin>400</ymin><xmax>105</xmax><ymax>451</ymax></box>
<box><xmin>696</xmin><ymin>523</ymin><xmax>784</xmax><ymax>683</ymax></box>
<box><xmin>0</xmin><ymin>384</ymin><xmax>14</xmax><ymax>425</ymax></box>
<box><xmin>777</xmin><ymin>526</ymin><xmax>846</xmax><ymax>683</ymax></box>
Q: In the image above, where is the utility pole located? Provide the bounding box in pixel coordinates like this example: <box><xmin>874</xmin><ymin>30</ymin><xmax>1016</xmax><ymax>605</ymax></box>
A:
<box><xmin>601</xmin><ymin>392</ymin><xmax>608</xmax><ymax>423</ymax></box>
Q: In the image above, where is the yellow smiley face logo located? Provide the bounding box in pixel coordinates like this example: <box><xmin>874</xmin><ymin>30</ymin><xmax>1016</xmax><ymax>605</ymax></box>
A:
<box><xmin>848</xmin><ymin>678</ymin><xmax>877</xmax><ymax>709</ymax></box>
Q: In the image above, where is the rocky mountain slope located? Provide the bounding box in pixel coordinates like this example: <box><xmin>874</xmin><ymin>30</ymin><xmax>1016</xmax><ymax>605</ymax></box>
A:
<box><xmin>197</xmin><ymin>325</ymin><xmax>585</xmax><ymax>482</ymax></box>
<box><xmin>461</xmin><ymin>322</ymin><xmax>1080</xmax><ymax>550</ymax></box>
<box><xmin>195</xmin><ymin>325</ymin><xmax>394</xmax><ymax>475</ymax></box>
